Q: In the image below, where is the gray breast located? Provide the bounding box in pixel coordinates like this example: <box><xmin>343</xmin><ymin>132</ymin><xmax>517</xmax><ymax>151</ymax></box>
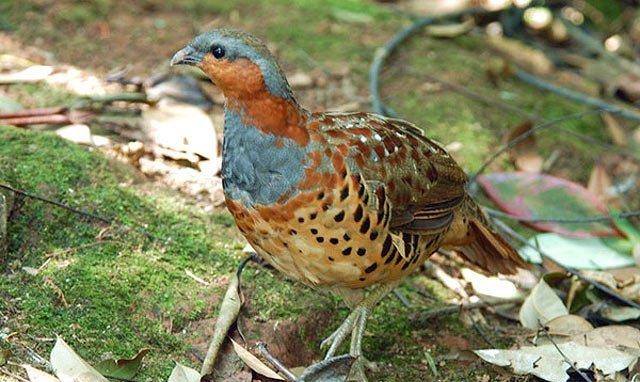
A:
<box><xmin>222</xmin><ymin>109</ymin><xmax>306</xmax><ymax>206</ymax></box>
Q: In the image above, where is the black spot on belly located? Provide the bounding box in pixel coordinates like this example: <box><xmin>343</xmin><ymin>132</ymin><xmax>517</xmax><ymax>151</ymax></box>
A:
<box><xmin>310</xmin><ymin>212</ymin><xmax>318</xmax><ymax>220</ymax></box>
<box><xmin>298</xmin><ymin>217</ymin><xmax>305</xmax><ymax>223</ymax></box>
<box><xmin>359</xmin><ymin>216</ymin><xmax>370</xmax><ymax>234</ymax></box>
<box><xmin>334</xmin><ymin>210</ymin><xmax>345</xmax><ymax>222</ymax></box>
<box><xmin>343</xmin><ymin>233</ymin><xmax>351</xmax><ymax>241</ymax></box>
<box><xmin>357</xmin><ymin>248</ymin><xmax>366</xmax><ymax>256</ymax></box>
<box><xmin>289</xmin><ymin>229</ymin><xmax>297</xmax><ymax>235</ymax></box>
<box><xmin>316</xmin><ymin>237</ymin><xmax>324</xmax><ymax>243</ymax></box>
<box><xmin>359</xmin><ymin>277</ymin><xmax>366</xmax><ymax>281</ymax></box>
<box><xmin>317</xmin><ymin>192</ymin><xmax>325</xmax><ymax>200</ymax></box>
<box><xmin>311</xmin><ymin>228</ymin><xmax>318</xmax><ymax>235</ymax></box>
<box><xmin>328</xmin><ymin>256</ymin><xmax>335</xmax><ymax>261</ymax></box>
<box><xmin>330</xmin><ymin>238</ymin><xmax>339</xmax><ymax>245</ymax></box>
<box><xmin>369</xmin><ymin>231</ymin><xmax>378</xmax><ymax>240</ymax></box>
<box><xmin>381</xmin><ymin>235</ymin><xmax>392</xmax><ymax>257</ymax></box>
<box><xmin>354</xmin><ymin>205</ymin><xmax>363</xmax><ymax>222</ymax></box>
<box><xmin>358</xmin><ymin>183</ymin><xmax>365</xmax><ymax>198</ymax></box>
<box><xmin>342</xmin><ymin>247</ymin><xmax>352</xmax><ymax>256</ymax></box>
<box><xmin>385</xmin><ymin>248</ymin><xmax>396</xmax><ymax>264</ymax></box>
<box><xmin>365</xmin><ymin>263</ymin><xmax>378</xmax><ymax>273</ymax></box>
<box><xmin>340</xmin><ymin>184</ymin><xmax>349</xmax><ymax>201</ymax></box>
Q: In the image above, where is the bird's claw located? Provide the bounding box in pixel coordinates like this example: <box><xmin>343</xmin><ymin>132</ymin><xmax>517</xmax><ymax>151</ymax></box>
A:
<box><xmin>320</xmin><ymin>310</ymin><xmax>358</xmax><ymax>359</ymax></box>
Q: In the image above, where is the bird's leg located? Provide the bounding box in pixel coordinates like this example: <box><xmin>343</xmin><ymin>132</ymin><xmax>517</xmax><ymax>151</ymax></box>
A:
<box><xmin>321</xmin><ymin>282</ymin><xmax>398</xmax><ymax>360</ymax></box>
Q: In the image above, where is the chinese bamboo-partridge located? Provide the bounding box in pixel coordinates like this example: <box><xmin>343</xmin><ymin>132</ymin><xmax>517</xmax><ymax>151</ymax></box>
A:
<box><xmin>171</xmin><ymin>29</ymin><xmax>527</xmax><ymax>379</ymax></box>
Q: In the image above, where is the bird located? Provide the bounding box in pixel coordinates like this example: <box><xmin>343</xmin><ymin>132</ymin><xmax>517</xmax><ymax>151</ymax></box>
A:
<box><xmin>171</xmin><ymin>29</ymin><xmax>528</xmax><ymax>379</ymax></box>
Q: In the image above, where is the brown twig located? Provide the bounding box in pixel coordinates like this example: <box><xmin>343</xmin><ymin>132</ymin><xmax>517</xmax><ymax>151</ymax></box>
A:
<box><xmin>0</xmin><ymin>107</ymin><xmax>66</xmax><ymax>119</ymax></box>
<box><xmin>0</xmin><ymin>114</ymin><xmax>72</xmax><ymax>126</ymax></box>
<box><xmin>257</xmin><ymin>342</ymin><xmax>298</xmax><ymax>382</ymax></box>
<box><xmin>43</xmin><ymin>277</ymin><xmax>69</xmax><ymax>307</ymax></box>
<box><xmin>0</xmin><ymin>367</ymin><xmax>29</xmax><ymax>382</ymax></box>
<box><xmin>410</xmin><ymin>298</ymin><xmax>524</xmax><ymax>327</ymax></box>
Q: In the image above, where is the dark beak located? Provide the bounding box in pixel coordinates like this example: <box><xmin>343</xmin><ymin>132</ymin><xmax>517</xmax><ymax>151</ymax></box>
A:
<box><xmin>170</xmin><ymin>46</ymin><xmax>203</xmax><ymax>66</ymax></box>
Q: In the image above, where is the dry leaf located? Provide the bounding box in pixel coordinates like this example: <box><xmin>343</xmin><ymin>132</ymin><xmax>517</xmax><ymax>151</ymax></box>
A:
<box><xmin>601</xmin><ymin>112</ymin><xmax>627</xmax><ymax>146</ymax></box>
<box><xmin>230</xmin><ymin>339</ymin><xmax>284</xmax><ymax>380</ymax></box>
<box><xmin>544</xmin><ymin>315</ymin><xmax>593</xmax><ymax>337</ymax></box>
<box><xmin>461</xmin><ymin>268</ymin><xmax>524</xmax><ymax>302</ymax></box>
<box><xmin>167</xmin><ymin>362</ymin><xmax>200</xmax><ymax>382</ymax></box>
<box><xmin>475</xmin><ymin>342</ymin><xmax>636</xmax><ymax>382</ymax></box>
<box><xmin>570</xmin><ymin>325</ymin><xmax>640</xmax><ymax>353</ymax></box>
<box><xmin>23</xmin><ymin>365</ymin><xmax>61</xmax><ymax>382</ymax></box>
<box><xmin>487</xmin><ymin>36</ymin><xmax>554</xmax><ymax>75</ymax></box>
<box><xmin>50</xmin><ymin>337</ymin><xmax>109</xmax><ymax>382</ymax></box>
<box><xmin>425</xmin><ymin>18</ymin><xmax>474</xmax><ymax>38</ymax></box>
<box><xmin>519</xmin><ymin>279</ymin><xmax>568</xmax><ymax>329</ymax></box>
<box><xmin>587</xmin><ymin>163</ymin><xmax>612</xmax><ymax>204</ymax></box>
<box><xmin>93</xmin><ymin>348</ymin><xmax>150</xmax><ymax>380</ymax></box>
<box><xmin>200</xmin><ymin>273</ymin><xmax>242</xmax><ymax>375</ymax></box>
<box><xmin>0</xmin><ymin>65</ymin><xmax>53</xmax><ymax>83</ymax></box>
<box><xmin>503</xmin><ymin>120</ymin><xmax>543</xmax><ymax>173</ymax></box>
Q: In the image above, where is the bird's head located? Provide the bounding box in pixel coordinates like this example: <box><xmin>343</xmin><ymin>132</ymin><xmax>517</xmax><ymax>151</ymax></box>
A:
<box><xmin>171</xmin><ymin>29</ymin><xmax>293</xmax><ymax>101</ymax></box>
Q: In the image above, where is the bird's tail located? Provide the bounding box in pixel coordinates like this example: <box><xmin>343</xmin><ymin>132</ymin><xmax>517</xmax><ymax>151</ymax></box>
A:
<box><xmin>443</xmin><ymin>194</ymin><xmax>529</xmax><ymax>274</ymax></box>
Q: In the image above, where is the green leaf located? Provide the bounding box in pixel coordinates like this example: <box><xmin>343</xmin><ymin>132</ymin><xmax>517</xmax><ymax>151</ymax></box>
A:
<box><xmin>519</xmin><ymin>233</ymin><xmax>635</xmax><ymax>270</ymax></box>
<box><xmin>93</xmin><ymin>348</ymin><xmax>150</xmax><ymax>380</ymax></box>
<box><xmin>478</xmin><ymin>172</ymin><xmax>619</xmax><ymax>238</ymax></box>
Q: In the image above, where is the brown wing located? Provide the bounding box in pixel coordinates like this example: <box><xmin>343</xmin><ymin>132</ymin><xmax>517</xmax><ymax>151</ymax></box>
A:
<box><xmin>312</xmin><ymin>112</ymin><xmax>468</xmax><ymax>234</ymax></box>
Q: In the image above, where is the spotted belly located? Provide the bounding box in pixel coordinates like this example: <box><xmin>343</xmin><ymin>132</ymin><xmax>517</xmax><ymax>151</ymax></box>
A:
<box><xmin>225</xmin><ymin>172</ymin><xmax>445</xmax><ymax>289</ymax></box>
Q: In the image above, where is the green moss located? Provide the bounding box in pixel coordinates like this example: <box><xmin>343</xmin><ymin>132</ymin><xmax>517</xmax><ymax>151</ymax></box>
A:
<box><xmin>54</xmin><ymin>0</ymin><xmax>113</xmax><ymax>25</ymax></box>
<box><xmin>10</xmin><ymin>83</ymin><xmax>77</xmax><ymax>109</ymax></box>
<box><xmin>0</xmin><ymin>126</ymin><xmax>242</xmax><ymax>379</ymax></box>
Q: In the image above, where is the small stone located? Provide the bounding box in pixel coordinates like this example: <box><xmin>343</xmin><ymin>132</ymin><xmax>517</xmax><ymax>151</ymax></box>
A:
<box><xmin>288</xmin><ymin>72</ymin><xmax>314</xmax><ymax>89</ymax></box>
<box><xmin>142</xmin><ymin>103</ymin><xmax>218</xmax><ymax>160</ymax></box>
<box><xmin>55</xmin><ymin>124</ymin><xmax>111</xmax><ymax>147</ymax></box>
<box><xmin>198</xmin><ymin>158</ymin><xmax>222</xmax><ymax>176</ymax></box>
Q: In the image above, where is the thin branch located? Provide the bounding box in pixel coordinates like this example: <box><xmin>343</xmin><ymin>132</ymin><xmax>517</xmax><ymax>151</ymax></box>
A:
<box><xmin>370</xmin><ymin>7</ymin><xmax>492</xmax><ymax>115</ymax></box>
<box><xmin>393</xmin><ymin>288</ymin><xmax>412</xmax><ymax>308</ymax></box>
<box><xmin>0</xmin><ymin>183</ymin><xmax>157</xmax><ymax>241</ymax></box>
<box><xmin>0</xmin><ymin>183</ymin><xmax>112</xmax><ymax>224</ymax></box>
<box><xmin>514</xmin><ymin>69</ymin><xmax>640</xmax><ymax>123</ymax></box>
<box><xmin>414</xmin><ymin>71</ymin><xmax>536</xmax><ymax>119</ymax></box>
<box><xmin>257</xmin><ymin>342</ymin><xmax>298</xmax><ymax>382</ymax></box>
<box><xmin>0</xmin><ymin>107</ymin><xmax>66</xmax><ymax>119</ymax></box>
<box><xmin>538</xmin><ymin>321</ymin><xmax>593</xmax><ymax>382</ymax></box>
<box><xmin>485</xmin><ymin>207</ymin><xmax>640</xmax><ymax>223</ymax></box>
<box><xmin>0</xmin><ymin>368</ymin><xmax>29</xmax><ymax>382</ymax></box>
<box><xmin>411</xmin><ymin>298</ymin><xmax>524</xmax><ymax>327</ymax></box>
<box><xmin>469</xmin><ymin>109</ymin><xmax>606</xmax><ymax>184</ymax></box>
<box><xmin>472</xmin><ymin>318</ymin><xmax>498</xmax><ymax>349</ymax></box>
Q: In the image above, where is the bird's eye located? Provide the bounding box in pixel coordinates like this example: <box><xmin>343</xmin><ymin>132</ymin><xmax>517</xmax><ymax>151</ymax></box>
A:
<box><xmin>211</xmin><ymin>45</ymin><xmax>225</xmax><ymax>59</ymax></box>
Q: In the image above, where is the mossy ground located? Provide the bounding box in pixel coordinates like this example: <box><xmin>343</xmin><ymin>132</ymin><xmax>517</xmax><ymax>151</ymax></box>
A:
<box><xmin>0</xmin><ymin>0</ymin><xmax>623</xmax><ymax>381</ymax></box>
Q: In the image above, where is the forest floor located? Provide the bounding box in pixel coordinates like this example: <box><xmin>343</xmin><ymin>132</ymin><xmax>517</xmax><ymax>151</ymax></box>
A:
<box><xmin>0</xmin><ymin>1</ymin><xmax>637</xmax><ymax>381</ymax></box>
